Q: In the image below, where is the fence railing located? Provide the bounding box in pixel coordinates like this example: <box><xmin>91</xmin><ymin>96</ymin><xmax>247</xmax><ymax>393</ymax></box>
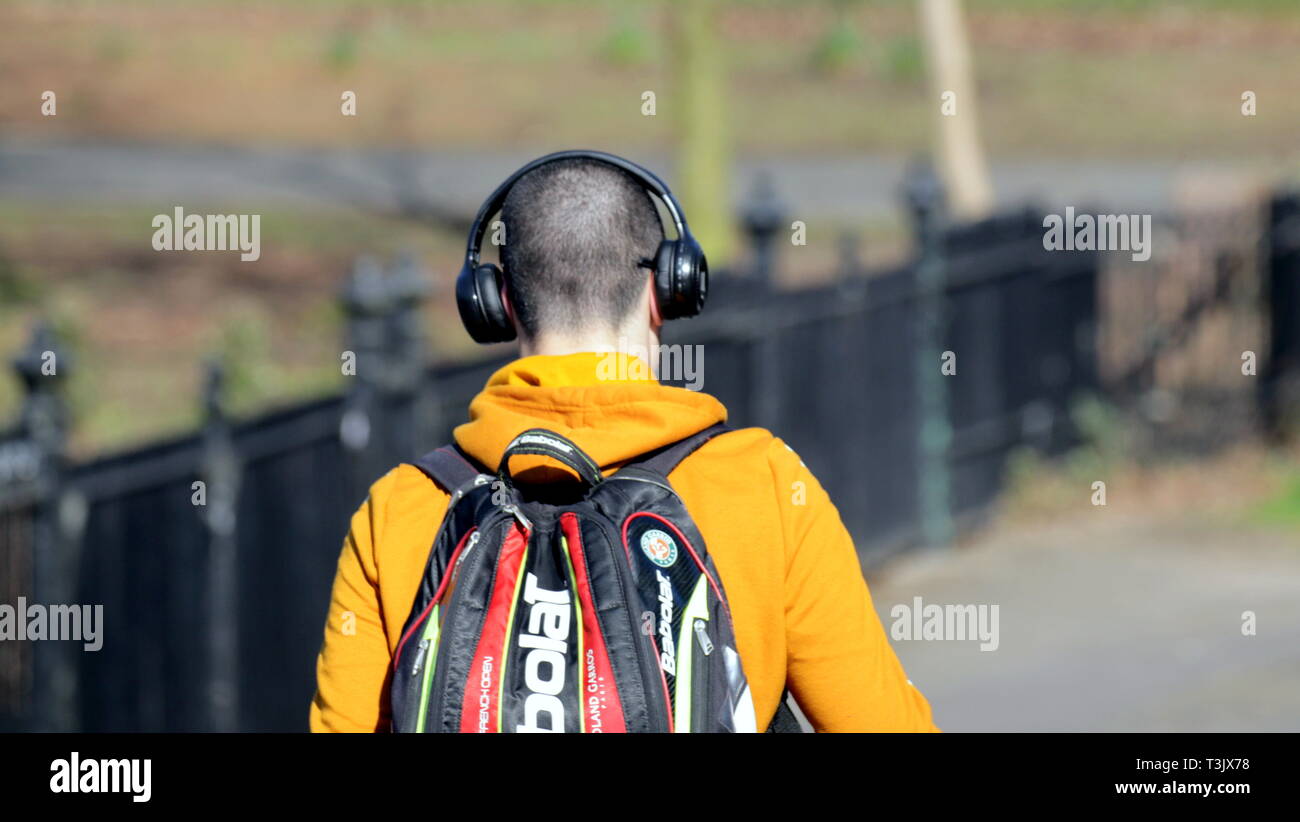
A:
<box><xmin>4</xmin><ymin>164</ymin><xmax>1206</xmax><ymax>733</ymax></box>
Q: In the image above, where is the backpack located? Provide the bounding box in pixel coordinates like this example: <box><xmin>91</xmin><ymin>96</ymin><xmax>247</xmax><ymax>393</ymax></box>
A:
<box><xmin>389</xmin><ymin>424</ymin><xmax>799</xmax><ymax>733</ymax></box>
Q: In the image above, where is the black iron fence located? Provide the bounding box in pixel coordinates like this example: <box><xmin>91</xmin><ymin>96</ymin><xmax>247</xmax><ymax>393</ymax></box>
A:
<box><xmin>15</xmin><ymin>170</ymin><xmax>1295</xmax><ymax>733</ymax></box>
<box><xmin>1265</xmin><ymin>190</ymin><xmax>1300</xmax><ymax>435</ymax></box>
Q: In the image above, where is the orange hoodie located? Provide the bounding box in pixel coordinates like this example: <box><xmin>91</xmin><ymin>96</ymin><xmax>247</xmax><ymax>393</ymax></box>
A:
<box><xmin>309</xmin><ymin>352</ymin><xmax>937</xmax><ymax>732</ymax></box>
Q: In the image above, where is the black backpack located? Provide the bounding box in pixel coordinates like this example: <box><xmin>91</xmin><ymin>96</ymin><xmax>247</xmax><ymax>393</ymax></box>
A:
<box><xmin>389</xmin><ymin>424</ymin><xmax>800</xmax><ymax>733</ymax></box>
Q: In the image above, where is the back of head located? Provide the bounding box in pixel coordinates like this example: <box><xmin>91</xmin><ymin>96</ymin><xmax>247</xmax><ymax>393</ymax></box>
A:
<box><xmin>499</xmin><ymin>158</ymin><xmax>664</xmax><ymax>340</ymax></box>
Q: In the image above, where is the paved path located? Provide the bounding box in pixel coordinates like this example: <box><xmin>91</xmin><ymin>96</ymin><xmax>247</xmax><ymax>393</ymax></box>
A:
<box><xmin>1</xmin><ymin>138</ymin><xmax>1265</xmax><ymax>222</ymax></box>
<box><xmin>868</xmin><ymin>512</ymin><xmax>1300</xmax><ymax>732</ymax></box>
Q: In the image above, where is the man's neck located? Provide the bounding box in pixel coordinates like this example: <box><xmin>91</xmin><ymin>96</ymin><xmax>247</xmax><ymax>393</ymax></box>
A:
<box><xmin>519</xmin><ymin>329</ymin><xmax>661</xmax><ymax>374</ymax></box>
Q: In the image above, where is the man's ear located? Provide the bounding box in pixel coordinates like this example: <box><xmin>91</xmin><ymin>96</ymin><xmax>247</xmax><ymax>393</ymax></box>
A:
<box><xmin>647</xmin><ymin>272</ymin><xmax>663</xmax><ymax>328</ymax></box>
<box><xmin>501</xmin><ymin>283</ymin><xmax>517</xmax><ymax>327</ymax></box>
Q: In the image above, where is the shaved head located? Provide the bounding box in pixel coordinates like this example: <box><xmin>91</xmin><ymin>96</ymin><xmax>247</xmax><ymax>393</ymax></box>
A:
<box><xmin>499</xmin><ymin>158</ymin><xmax>664</xmax><ymax>339</ymax></box>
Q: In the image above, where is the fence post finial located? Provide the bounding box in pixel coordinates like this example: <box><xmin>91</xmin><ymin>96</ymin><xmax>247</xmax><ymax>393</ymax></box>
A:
<box><xmin>341</xmin><ymin>254</ymin><xmax>391</xmax><ymax>388</ymax></box>
<box><xmin>903</xmin><ymin>157</ymin><xmax>948</xmax><ymax>254</ymax></box>
<box><xmin>385</xmin><ymin>250</ymin><xmax>430</xmax><ymax>392</ymax></box>
<box><xmin>740</xmin><ymin>171</ymin><xmax>785</xmax><ymax>288</ymax></box>
<box><xmin>836</xmin><ymin>231</ymin><xmax>862</xmax><ymax>281</ymax></box>
<box><xmin>13</xmin><ymin>321</ymin><xmax>80</xmax><ymax>730</ymax></box>
<box><xmin>13</xmin><ymin>322</ymin><xmax>70</xmax><ymax>455</ymax></box>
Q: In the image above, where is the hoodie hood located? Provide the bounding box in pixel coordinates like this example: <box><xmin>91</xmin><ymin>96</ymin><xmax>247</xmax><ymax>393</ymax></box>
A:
<box><xmin>453</xmin><ymin>352</ymin><xmax>727</xmax><ymax>474</ymax></box>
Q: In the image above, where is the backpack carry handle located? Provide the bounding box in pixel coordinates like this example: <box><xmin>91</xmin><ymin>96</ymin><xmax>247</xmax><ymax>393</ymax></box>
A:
<box><xmin>497</xmin><ymin>428</ymin><xmax>604</xmax><ymax>488</ymax></box>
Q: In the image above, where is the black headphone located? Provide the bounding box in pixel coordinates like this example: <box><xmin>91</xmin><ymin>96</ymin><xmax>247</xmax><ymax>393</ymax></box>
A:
<box><xmin>456</xmin><ymin>149</ymin><xmax>709</xmax><ymax>344</ymax></box>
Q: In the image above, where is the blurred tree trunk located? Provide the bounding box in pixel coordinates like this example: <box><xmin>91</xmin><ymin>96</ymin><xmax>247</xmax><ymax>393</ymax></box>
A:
<box><xmin>919</xmin><ymin>0</ymin><xmax>993</xmax><ymax>219</ymax></box>
<box><xmin>671</xmin><ymin>0</ymin><xmax>734</xmax><ymax>261</ymax></box>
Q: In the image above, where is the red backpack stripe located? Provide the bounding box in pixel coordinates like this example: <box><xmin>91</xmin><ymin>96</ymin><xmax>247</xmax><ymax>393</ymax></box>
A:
<box><xmin>559</xmin><ymin>513</ymin><xmax>626</xmax><ymax>734</ymax></box>
<box><xmin>459</xmin><ymin>523</ymin><xmax>529</xmax><ymax>733</ymax></box>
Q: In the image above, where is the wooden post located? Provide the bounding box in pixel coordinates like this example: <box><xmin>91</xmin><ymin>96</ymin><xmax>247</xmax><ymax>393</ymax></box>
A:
<box><xmin>918</xmin><ymin>0</ymin><xmax>994</xmax><ymax>220</ymax></box>
<box><xmin>671</xmin><ymin>0</ymin><xmax>734</xmax><ymax>261</ymax></box>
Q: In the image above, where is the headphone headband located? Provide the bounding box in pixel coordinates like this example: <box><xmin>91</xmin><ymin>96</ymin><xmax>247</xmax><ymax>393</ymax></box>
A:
<box><xmin>464</xmin><ymin>149</ymin><xmax>691</xmax><ymax>270</ymax></box>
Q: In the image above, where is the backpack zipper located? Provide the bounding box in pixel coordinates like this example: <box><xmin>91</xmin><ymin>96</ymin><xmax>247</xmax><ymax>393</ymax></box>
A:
<box><xmin>412</xmin><ymin>529</ymin><xmax>479</xmax><ymax>681</ymax></box>
<box><xmin>414</xmin><ymin>528</ymin><xmax>484</xmax><ymax>731</ymax></box>
<box><xmin>602</xmin><ymin>517</ymin><xmax>675</xmax><ymax>732</ymax></box>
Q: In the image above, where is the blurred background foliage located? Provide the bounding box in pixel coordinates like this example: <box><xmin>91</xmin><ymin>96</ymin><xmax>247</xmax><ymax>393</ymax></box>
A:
<box><xmin>2</xmin><ymin>0</ymin><xmax>1300</xmax><ymax>453</ymax></box>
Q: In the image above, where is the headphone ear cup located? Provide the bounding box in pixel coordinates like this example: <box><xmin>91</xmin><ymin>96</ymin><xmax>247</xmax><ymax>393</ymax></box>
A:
<box><xmin>652</xmin><ymin>240</ymin><xmax>679</xmax><ymax>320</ymax></box>
<box><xmin>654</xmin><ymin>238</ymin><xmax>708</xmax><ymax>321</ymax></box>
<box><xmin>456</xmin><ymin>263</ymin><xmax>516</xmax><ymax>343</ymax></box>
<box><xmin>679</xmin><ymin>237</ymin><xmax>707</xmax><ymax>317</ymax></box>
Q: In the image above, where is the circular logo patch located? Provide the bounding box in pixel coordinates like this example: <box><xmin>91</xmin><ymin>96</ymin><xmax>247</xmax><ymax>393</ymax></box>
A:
<box><xmin>640</xmin><ymin>528</ymin><xmax>678</xmax><ymax>568</ymax></box>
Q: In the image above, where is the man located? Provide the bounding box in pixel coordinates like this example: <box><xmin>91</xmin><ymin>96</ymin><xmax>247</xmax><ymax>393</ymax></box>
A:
<box><xmin>310</xmin><ymin>153</ymin><xmax>937</xmax><ymax>732</ymax></box>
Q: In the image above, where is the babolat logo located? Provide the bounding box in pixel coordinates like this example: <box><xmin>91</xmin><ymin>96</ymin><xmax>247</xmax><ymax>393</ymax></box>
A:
<box><xmin>655</xmin><ymin>570</ymin><xmax>676</xmax><ymax>676</ymax></box>
<box><xmin>516</xmin><ymin>573</ymin><xmax>572</xmax><ymax>733</ymax></box>
<box><xmin>511</xmin><ymin>433</ymin><xmax>572</xmax><ymax>453</ymax></box>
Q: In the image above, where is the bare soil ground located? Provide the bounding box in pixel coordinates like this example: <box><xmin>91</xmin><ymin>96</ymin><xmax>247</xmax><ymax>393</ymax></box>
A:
<box><xmin>3</xmin><ymin>2</ymin><xmax>1300</xmax><ymax>158</ymax></box>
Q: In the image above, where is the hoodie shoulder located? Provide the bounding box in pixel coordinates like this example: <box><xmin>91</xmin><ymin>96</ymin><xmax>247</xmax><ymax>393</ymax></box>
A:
<box><xmin>381</xmin><ymin>462</ymin><xmax>451</xmax><ymax>512</ymax></box>
<box><xmin>364</xmin><ymin>463</ymin><xmax>450</xmax><ymax>551</ymax></box>
<box><xmin>691</xmin><ymin>426</ymin><xmax>830</xmax><ymax>524</ymax></box>
<box><xmin>681</xmin><ymin>426</ymin><xmax>819</xmax><ymax>501</ymax></box>
<box><xmin>696</xmin><ymin>426</ymin><xmax>807</xmax><ymax>473</ymax></box>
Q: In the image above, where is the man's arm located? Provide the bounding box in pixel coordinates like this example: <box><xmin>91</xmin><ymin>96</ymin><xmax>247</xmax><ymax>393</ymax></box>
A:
<box><xmin>769</xmin><ymin>438</ymin><xmax>939</xmax><ymax>732</ymax></box>
<box><xmin>309</xmin><ymin>474</ymin><xmax>397</xmax><ymax>733</ymax></box>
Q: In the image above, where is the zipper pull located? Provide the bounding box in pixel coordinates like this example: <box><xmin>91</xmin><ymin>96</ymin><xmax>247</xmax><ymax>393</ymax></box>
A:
<box><xmin>412</xmin><ymin>638</ymin><xmax>431</xmax><ymax>676</ymax></box>
<box><xmin>450</xmin><ymin>531</ymin><xmax>480</xmax><ymax>576</ymax></box>
<box><xmin>502</xmin><ymin>503</ymin><xmax>532</xmax><ymax>531</ymax></box>
<box><xmin>694</xmin><ymin>619</ymin><xmax>713</xmax><ymax>656</ymax></box>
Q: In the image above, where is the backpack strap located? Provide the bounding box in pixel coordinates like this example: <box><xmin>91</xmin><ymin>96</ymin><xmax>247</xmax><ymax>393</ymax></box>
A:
<box><xmin>628</xmin><ymin>422</ymin><xmax>731</xmax><ymax>477</ymax></box>
<box><xmin>628</xmin><ymin>425</ymin><xmax>806</xmax><ymax>733</ymax></box>
<box><xmin>409</xmin><ymin>444</ymin><xmax>486</xmax><ymax>494</ymax></box>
